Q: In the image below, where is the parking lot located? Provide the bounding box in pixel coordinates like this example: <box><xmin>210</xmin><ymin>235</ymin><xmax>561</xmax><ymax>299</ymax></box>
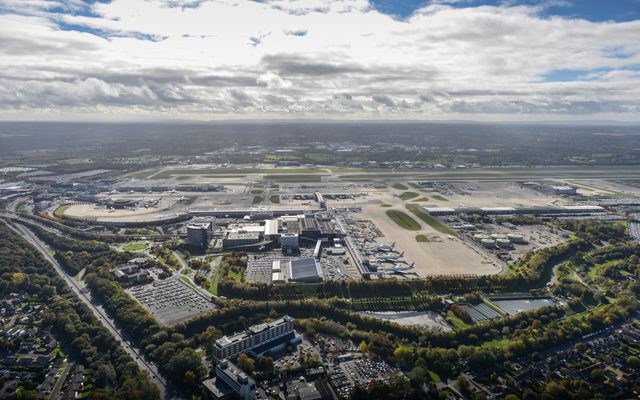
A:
<box><xmin>128</xmin><ymin>277</ymin><xmax>216</xmax><ymax>325</ymax></box>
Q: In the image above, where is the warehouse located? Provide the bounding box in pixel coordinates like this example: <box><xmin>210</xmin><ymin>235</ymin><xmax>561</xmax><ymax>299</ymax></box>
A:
<box><xmin>289</xmin><ymin>257</ymin><xmax>323</xmax><ymax>283</ymax></box>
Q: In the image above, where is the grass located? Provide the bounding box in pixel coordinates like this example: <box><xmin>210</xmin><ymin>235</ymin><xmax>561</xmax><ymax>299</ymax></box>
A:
<box><xmin>399</xmin><ymin>191</ymin><xmax>419</xmax><ymax>201</ymax></box>
<box><xmin>251</xmin><ymin>189</ymin><xmax>264</xmax><ymax>194</ymax></box>
<box><xmin>128</xmin><ymin>170</ymin><xmax>157</xmax><ymax>179</ymax></box>
<box><xmin>392</xmin><ymin>183</ymin><xmax>409</xmax><ymax>190</ymax></box>
<box><xmin>415</xmin><ymin>234</ymin><xmax>430</xmax><ymax>242</ymax></box>
<box><xmin>226</xmin><ymin>268</ymin><xmax>243</xmax><ymax>283</ymax></box>
<box><xmin>412</xmin><ymin>197</ymin><xmax>429</xmax><ymax>202</ymax></box>
<box><xmin>405</xmin><ymin>204</ymin><xmax>457</xmax><ymax>236</ymax></box>
<box><xmin>385</xmin><ymin>210</ymin><xmax>421</xmax><ymax>231</ymax></box>
<box><xmin>270</xmin><ymin>195</ymin><xmax>280</xmax><ymax>204</ymax></box>
<box><xmin>53</xmin><ymin>204</ymin><xmax>70</xmax><ymax>218</ymax></box>
<box><xmin>380</xmin><ymin>204</ymin><xmax>392</xmax><ymax>208</ymax></box>
<box><xmin>207</xmin><ymin>267</ymin><xmax>221</xmax><ymax>295</ymax></box>
<box><xmin>123</xmin><ymin>242</ymin><xmax>146</xmax><ymax>252</ymax></box>
<box><xmin>180</xmin><ymin>276</ymin><xmax>195</xmax><ymax>288</ymax></box>
<box><xmin>152</xmin><ymin>167</ymin><xmax>323</xmax><ymax>179</ymax></box>
<box><xmin>264</xmin><ymin>175</ymin><xmax>323</xmax><ymax>182</ymax></box>
<box><xmin>480</xmin><ymin>337</ymin><xmax>512</xmax><ymax>350</ymax></box>
<box><xmin>446</xmin><ymin>310</ymin><xmax>471</xmax><ymax>330</ymax></box>
<box><xmin>252</xmin><ymin>196</ymin><xmax>263</xmax><ymax>204</ymax></box>
<box><xmin>431</xmin><ymin>194</ymin><xmax>449</xmax><ymax>201</ymax></box>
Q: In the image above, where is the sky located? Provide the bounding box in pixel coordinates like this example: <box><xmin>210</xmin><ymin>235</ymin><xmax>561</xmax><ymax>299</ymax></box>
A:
<box><xmin>0</xmin><ymin>0</ymin><xmax>639</xmax><ymax>121</ymax></box>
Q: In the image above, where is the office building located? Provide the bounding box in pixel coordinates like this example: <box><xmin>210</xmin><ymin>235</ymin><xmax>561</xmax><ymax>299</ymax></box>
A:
<box><xmin>213</xmin><ymin>316</ymin><xmax>296</xmax><ymax>361</ymax></box>
<box><xmin>202</xmin><ymin>359</ymin><xmax>256</xmax><ymax>400</ymax></box>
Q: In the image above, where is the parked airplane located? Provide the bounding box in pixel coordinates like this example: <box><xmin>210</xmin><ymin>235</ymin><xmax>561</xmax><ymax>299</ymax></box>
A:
<box><xmin>383</xmin><ymin>263</ymin><xmax>415</xmax><ymax>274</ymax></box>
<box><xmin>371</xmin><ymin>242</ymin><xmax>396</xmax><ymax>252</ymax></box>
<box><xmin>376</xmin><ymin>252</ymin><xmax>404</xmax><ymax>262</ymax></box>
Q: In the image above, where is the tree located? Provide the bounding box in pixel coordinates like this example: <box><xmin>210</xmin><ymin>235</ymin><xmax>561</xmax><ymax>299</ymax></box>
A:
<box><xmin>626</xmin><ymin>355</ymin><xmax>640</xmax><ymax>369</ymax></box>
<box><xmin>166</xmin><ymin>348</ymin><xmax>206</xmax><ymax>390</ymax></box>
<box><xmin>590</xmin><ymin>368</ymin><xmax>605</xmax><ymax>383</ymax></box>
<box><xmin>393</xmin><ymin>346</ymin><xmax>415</xmax><ymax>369</ymax></box>
<box><xmin>257</xmin><ymin>356</ymin><xmax>274</xmax><ymax>372</ymax></box>
<box><xmin>236</xmin><ymin>353</ymin><xmax>255</xmax><ymax>372</ymax></box>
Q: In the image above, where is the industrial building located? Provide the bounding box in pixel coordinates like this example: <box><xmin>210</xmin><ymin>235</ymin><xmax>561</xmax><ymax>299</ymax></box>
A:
<box><xmin>280</xmin><ymin>233</ymin><xmax>299</xmax><ymax>253</ymax></box>
<box><xmin>289</xmin><ymin>258</ymin><xmax>323</xmax><ymax>283</ymax></box>
<box><xmin>202</xmin><ymin>359</ymin><xmax>256</xmax><ymax>400</ymax></box>
<box><xmin>222</xmin><ymin>232</ymin><xmax>261</xmax><ymax>249</ymax></box>
<box><xmin>551</xmin><ymin>185</ymin><xmax>577</xmax><ymax>195</ymax></box>
<box><xmin>245</xmin><ymin>257</ymin><xmax>323</xmax><ymax>284</ymax></box>
<box><xmin>213</xmin><ymin>316</ymin><xmax>297</xmax><ymax>362</ymax></box>
<box><xmin>423</xmin><ymin>205</ymin><xmax>605</xmax><ymax>216</ymax></box>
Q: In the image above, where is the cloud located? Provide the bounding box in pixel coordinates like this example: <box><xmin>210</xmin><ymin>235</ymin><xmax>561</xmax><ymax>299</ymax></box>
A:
<box><xmin>256</xmin><ymin>71</ymin><xmax>293</xmax><ymax>89</ymax></box>
<box><xmin>0</xmin><ymin>0</ymin><xmax>639</xmax><ymax>120</ymax></box>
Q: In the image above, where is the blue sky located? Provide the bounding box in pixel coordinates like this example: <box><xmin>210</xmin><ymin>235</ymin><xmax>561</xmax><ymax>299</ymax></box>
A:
<box><xmin>371</xmin><ymin>0</ymin><xmax>640</xmax><ymax>22</ymax></box>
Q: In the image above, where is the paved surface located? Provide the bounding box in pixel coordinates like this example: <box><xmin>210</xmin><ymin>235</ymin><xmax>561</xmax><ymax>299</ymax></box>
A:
<box><xmin>5</xmin><ymin>219</ymin><xmax>179</xmax><ymax>399</ymax></box>
<box><xmin>50</xmin><ymin>361</ymin><xmax>73</xmax><ymax>400</ymax></box>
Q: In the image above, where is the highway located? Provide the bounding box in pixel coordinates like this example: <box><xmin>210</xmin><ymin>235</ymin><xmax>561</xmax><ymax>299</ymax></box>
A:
<box><xmin>630</xmin><ymin>220</ymin><xmax>640</xmax><ymax>243</ymax></box>
<box><xmin>5</xmin><ymin>220</ymin><xmax>177</xmax><ymax>399</ymax></box>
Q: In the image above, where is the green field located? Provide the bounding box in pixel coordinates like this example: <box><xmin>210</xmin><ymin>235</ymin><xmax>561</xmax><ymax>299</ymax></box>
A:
<box><xmin>270</xmin><ymin>195</ymin><xmax>280</xmax><ymax>204</ymax></box>
<box><xmin>180</xmin><ymin>276</ymin><xmax>196</xmax><ymax>288</ymax></box>
<box><xmin>415</xmin><ymin>234</ymin><xmax>429</xmax><ymax>242</ymax></box>
<box><xmin>392</xmin><ymin>183</ymin><xmax>409</xmax><ymax>190</ymax></box>
<box><xmin>399</xmin><ymin>191</ymin><xmax>419</xmax><ymax>201</ymax></box>
<box><xmin>53</xmin><ymin>204</ymin><xmax>70</xmax><ymax>218</ymax></box>
<box><xmin>264</xmin><ymin>175</ymin><xmax>323</xmax><ymax>182</ymax></box>
<box><xmin>252</xmin><ymin>196</ymin><xmax>263</xmax><ymax>204</ymax></box>
<box><xmin>151</xmin><ymin>167</ymin><xmax>324</xmax><ymax>179</ymax></box>
<box><xmin>250</xmin><ymin>189</ymin><xmax>264</xmax><ymax>194</ymax></box>
<box><xmin>413</xmin><ymin>197</ymin><xmax>429</xmax><ymax>202</ymax></box>
<box><xmin>405</xmin><ymin>204</ymin><xmax>457</xmax><ymax>236</ymax></box>
<box><xmin>431</xmin><ymin>194</ymin><xmax>449</xmax><ymax>201</ymax></box>
<box><xmin>123</xmin><ymin>242</ymin><xmax>147</xmax><ymax>252</ymax></box>
<box><xmin>380</xmin><ymin>204</ymin><xmax>392</xmax><ymax>208</ymax></box>
<box><xmin>385</xmin><ymin>210</ymin><xmax>421</xmax><ymax>231</ymax></box>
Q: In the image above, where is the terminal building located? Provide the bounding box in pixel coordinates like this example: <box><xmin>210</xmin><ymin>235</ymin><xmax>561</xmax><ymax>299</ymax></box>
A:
<box><xmin>551</xmin><ymin>185</ymin><xmax>577</xmax><ymax>195</ymax></box>
<box><xmin>213</xmin><ymin>316</ymin><xmax>298</xmax><ymax>362</ymax></box>
<box><xmin>202</xmin><ymin>359</ymin><xmax>256</xmax><ymax>400</ymax></box>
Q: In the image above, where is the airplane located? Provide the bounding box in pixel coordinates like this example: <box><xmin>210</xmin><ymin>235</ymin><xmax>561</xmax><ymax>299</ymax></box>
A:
<box><xmin>371</xmin><ymin>242</ymin><xmax>396</xmax><ymax>252</ymax></box>
<box><xmin>383</xmin><ymin>263</ymin><xmax>415</xmax><ymax>274</ymax></box>
<box><xmin>377</xmin><ymin>251</ymin><xmax>404</xmax><ymax>260</ymax></box>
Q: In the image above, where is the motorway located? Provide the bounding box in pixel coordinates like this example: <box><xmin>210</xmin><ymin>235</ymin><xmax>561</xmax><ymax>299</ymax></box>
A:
<box><xmin>629</xmin><ymin>220</ymin><xmax>640</xmax><ymax>243</ymax></box>
<box><xmin>5</xmin><ymin>219</ymin><xmax>179</xmax><ymax>399</ymax></box>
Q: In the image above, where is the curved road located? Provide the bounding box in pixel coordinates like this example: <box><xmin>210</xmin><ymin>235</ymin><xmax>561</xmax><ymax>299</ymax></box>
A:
<box><xmin>6</xmin><ymin>220</ymin><xmax>178</xmax><ymax>399</ymax></box>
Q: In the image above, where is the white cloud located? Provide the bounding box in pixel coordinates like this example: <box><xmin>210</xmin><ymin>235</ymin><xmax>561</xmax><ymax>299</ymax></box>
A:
<box><xmin>0</xmin><ymin>0</ymin><xmax>639</xmax><ymax>120</ymax></box>
<box><xmin>257</xmin><ymin>71</ymin><xmax>293</xmax><ymax>89</ymax></box>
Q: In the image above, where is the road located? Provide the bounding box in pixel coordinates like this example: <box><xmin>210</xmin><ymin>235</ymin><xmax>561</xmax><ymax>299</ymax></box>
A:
<box><xmin>6</xmin><ymin>221</ymin><xmax>177</xmax><ymax>399</ymax></box>
<box><xmin>50</xmin><ymin>361</ymin><xmax>73</xmax><ymax>400</ymax></box>
<box><xmin>629</xmin><ymin>220</ymin><xmax>640</xmax><ymax>243</ymax></box>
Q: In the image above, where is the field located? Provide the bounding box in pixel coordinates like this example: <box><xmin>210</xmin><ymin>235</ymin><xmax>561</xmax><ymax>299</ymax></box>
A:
<box><xmin>405</xmin><ymin>204</ymin><xmax>456</xmax><ymax>236</ymax></box>
<box><xmin>430</xmin><ymin>194</ymin><xmax>449</xmax><ymax>201</ymax></box>
<box><xmin>252</xmin><ymin>196</ymin><xmax>263</xmax><ymax>204</ymax></box>
<box><xmin>263</xmin><ymin>174</ymin><xmax>323</xmax><ymax>182</ymax></box>
<box><xmin>399</xmin><ymin>191</ymin><xmax>419</xmax><ymax>201</ymax></box>
<box><xmin>123</xmin><ymin>242</ymin><xmax>147</xmax><ymax>252</ymax></box>
<box><xmin>385</xmin><ymin>210</ymin><xmax>421</xmax><ymax>231</ymax></box>
<box><xmin>53</xmin><ymin>204</ymin><xmax>71</xmax><ymax>218</ymax></box>
<box><xmin>415</xmin><ymin>234</ymin><xmax>429</xmax><ymax>242</ymax></box>
<box><xmin>392</xmin><ymin>183</ymin><xmax>409</xmax><ymax>190</ymax></box>
<box><xmin>270</xmin><ymin>195</ymin><xmax>280</xmax><ymax>204</ymax></box>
